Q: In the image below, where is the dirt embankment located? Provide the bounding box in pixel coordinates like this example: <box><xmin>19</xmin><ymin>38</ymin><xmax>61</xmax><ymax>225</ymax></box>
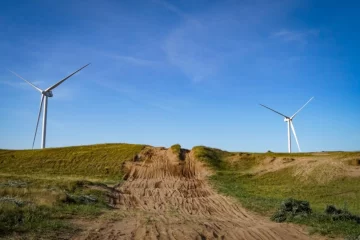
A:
<box><xmin>252</xmin><ymin>154</ymin><xmax>360</xmax><ymax>184</ymax></box>
<box><xmin>73</xmin><ymin>147</ymin><xmax>316</xmax><ymax>240</ymax></box>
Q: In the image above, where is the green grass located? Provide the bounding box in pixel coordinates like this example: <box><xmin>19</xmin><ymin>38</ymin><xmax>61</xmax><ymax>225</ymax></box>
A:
<box><xmin>193</xmin><ymin>146</ymin><xmax>360</xmax><ymax>238</ymax></box>
<box><xmin>0</xmin><ymin>143</ymin><xmax>145</xmax><ymax>239</ymax></box>
<box><xmin>0</xmin><ymin>143</ymin><xmax>145</xmax><ymax>181</ymax></box>
<box><xmin>192</xmin><ymin>146</ymin><xmax>231</xmax><ymax>170</ymax></box>
<box><xmin>0</xmin><ymin>175</ymin><xmax>111</xmax><ymax>239</ymax></box>
<box><xmin>0</xmin><ymin>203</ymin><xmax>71</xmax><ymax>239</ymax></box>
<box><xmin>170</xmin><ymin>144</ymin><xmax>181</xmax><ymax>157</ymax></box>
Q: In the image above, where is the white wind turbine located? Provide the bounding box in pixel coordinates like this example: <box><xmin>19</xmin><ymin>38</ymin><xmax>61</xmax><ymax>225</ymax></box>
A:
<box><xmin>260</xmin><ymin>97</ymin><xmax>314</xmax><ymax>153</ymax></box>
<box><xmin>8</xmin><ymin>63</ymin><xmax>90</xmax><ymax>149</ymax></box>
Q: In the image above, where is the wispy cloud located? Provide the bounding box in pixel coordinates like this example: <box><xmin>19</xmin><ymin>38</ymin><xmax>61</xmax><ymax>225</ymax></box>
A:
<box><xmin>107</xmin><ymin>54</ymin><xmax>161</xmax><ymax>67</ymax></box>
<box><xmin>162</xmin><ymin>0</ymin><xmax>300</xmax><ymax>83</ymax></box>
<box><xmin>155</xmin><ymin>0</ymin><xmax>205</xmax><ymax>82</ymax></box>
<box><xmin>0</xmin><ymin>79</ymin><xmax>43</xmax><ymax>89</ymax></box>
<box><xmin>152</xmin><ymin>0</ymin><xmax>201</xmax><ymax>26</ymax></box>
<box><xmin>94</xmin><ymin>79</ymin><xmax>189</xmax><ymax>112</ymax></box>
<box><xmin>1</xmin><ymin>78</ymin><xmax>74</xmax><ymax>101</ymax></box>
<box><xmin>271</xmin><ymin>29</ymin><xmax>319</xmax><ymax>43</ymax></box>
<box><xmin>164</xmin><ymin>26</ymin><xmax>219</xmax><ymax>83</ymax></box>
<box><xmin>51</xmin><ymin>87</ymin><xmax>75</xmax><ymax>101</ymax></box>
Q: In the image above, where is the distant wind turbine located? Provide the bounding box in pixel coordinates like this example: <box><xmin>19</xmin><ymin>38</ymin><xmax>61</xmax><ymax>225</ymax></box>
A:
<box><xmin>260</xmin><ymin>97</ymin><xmax>314</xmax><ymax>153</ymax></box>
<box><xmin>8</xmin><ymin>63</ymin><xmax>91</xmax><ymax>149</ymax></box>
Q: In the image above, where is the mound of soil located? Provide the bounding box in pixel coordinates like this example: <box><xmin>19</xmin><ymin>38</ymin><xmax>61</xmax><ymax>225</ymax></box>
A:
<box><xmin>73</xmin><ymin>147</ymin><xmax>315</xmax><ymax>240</ymax></box>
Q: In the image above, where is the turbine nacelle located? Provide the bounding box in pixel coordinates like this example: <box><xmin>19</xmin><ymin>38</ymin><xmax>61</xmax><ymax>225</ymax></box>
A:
<box><xmin>42</xmin><ymin>90</ymin><xmax>53</xmax><ymax>97</ymax></box>
<box><xmin>284</xmin><ymin>118</ymin><xmax>290</xmax><ymax>122</ymax></box>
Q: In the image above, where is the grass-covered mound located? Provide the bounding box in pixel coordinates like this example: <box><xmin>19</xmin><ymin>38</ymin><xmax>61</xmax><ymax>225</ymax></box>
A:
<box><xmin>0</xmin><ymin>143</ymin><xmax>145</xmax><ymax>238</ymax></box>
<box><xmin>170</xmin><ymin>144</ymin><xmax>182</xmax><ymax>160</ymax></box>
<box><xmin>193</xmin><ymin>146</ymin><xmax>360</xmax><ymax>238</ymax></box>
<box><xmin>0</xmin><ymin>143</ymin><xmax>145</xmax><ymax>180</ymax></box>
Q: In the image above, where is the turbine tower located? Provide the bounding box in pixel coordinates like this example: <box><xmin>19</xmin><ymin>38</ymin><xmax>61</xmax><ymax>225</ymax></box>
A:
<box><xmin>260</xmin><ymin>97</ymin><xmax>314</xmax><ymax>153</ymax></box>
<box><xmin>8</xmin><ymin>63</ymin><xmax>90</xmax><ymax>149</ymax></box>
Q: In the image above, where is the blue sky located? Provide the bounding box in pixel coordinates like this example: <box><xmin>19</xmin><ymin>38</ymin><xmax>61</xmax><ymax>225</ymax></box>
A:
<box><xmin>1</xmin><ymin>0</ymin><xmax>359</xmax><ymax>152</ymax></box>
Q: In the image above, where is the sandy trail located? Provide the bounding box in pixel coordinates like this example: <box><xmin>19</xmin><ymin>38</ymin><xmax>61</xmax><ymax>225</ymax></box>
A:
<box><xmin>73</xmin><ymin>147</ymin><xmax>316</xmax><ymax>240</ymax></box>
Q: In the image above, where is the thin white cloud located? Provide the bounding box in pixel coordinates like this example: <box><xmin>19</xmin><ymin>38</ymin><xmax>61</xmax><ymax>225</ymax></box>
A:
<box><xmin>152</xmin><ymin>0</ymin><xmax>201</xmax><ymax>26</ymax></box>
<box><xmin>162</xmin><ymin>0</ymin><xmax>299</xmax><ymax>83</ymax></box>
<box><xmin>111</xmin><ymin>55</ymin><xmax>161</xmax><ymax>66</ymax></box>
<box><xmin>154</xmin><ymin>0</ymin><xmax>186</xmax><ymax>17</ymax></box>
<box><xmin>51</xmin><ymin>87</ymin><xmax>74</xmax><ymax>101</ymax></box>
<box><xmin>3</xmin><ymin>71</ymin><xmax>77</xmax><ymax>101</ymax></box>
<box><xmin>164</xmin><ymin>26</ymin><xmax>218</xmax><ymax>83</ymax></box>
<box><xmin>94</xmin><ymin>79</ymin><xmax>188</xmax><ymax>112</ymax></box>
<box><xmin>103</xmin><ymin>53</ymin><xmax>161</xmax><ymax>67</ymax></box>
<box><xmin>155</xmin><ymin>1</ymin><xmax>214</xmax><ymax>82</ymax></box>
<box><xmin>271</xmin><ymin>29</ymin><xmax>319</xmax><ymax>43</ymax></box>
<box><xmin>0</xmin><ymin>80</ymin><xmax>44</xmax><ymax>89</ymax></box>
<box><xmin>1</xmin><ymin>79</ymin><xmax>74</xmax><ymax>101</ymax></box>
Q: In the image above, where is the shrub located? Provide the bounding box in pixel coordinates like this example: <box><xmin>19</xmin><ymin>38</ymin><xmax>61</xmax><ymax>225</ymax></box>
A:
<box><xmin>271</xmin><ymin>198</ymin><xmax>312</xmax><ymax>222</ymax></box>
<box><xmin>325</xmin><ymin>205</ymin><xmax>360</xmax><ymax>224</ymax></box>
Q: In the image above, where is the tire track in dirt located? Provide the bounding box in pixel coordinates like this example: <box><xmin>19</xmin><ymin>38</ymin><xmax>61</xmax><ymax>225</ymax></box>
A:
<box><xmin>73</xmin><ymin>147</ymin><xmax>317</xmax><ymax>240</ymax></box>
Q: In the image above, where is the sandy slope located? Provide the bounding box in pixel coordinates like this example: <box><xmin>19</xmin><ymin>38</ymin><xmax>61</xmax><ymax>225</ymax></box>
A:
<box><xmin>73</xmin><ymin>147</ymin><xmax>318</xmax><ymax>240</ymax></box>
<box><xmin>251</xmin><ymin>154</ymin><xmax>360</xmax><ymax>184</ymax></box>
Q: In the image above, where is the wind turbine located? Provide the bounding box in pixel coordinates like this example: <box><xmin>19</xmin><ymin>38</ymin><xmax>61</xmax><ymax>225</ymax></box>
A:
<box><xmin>260</xmin><ymin>97</ymin><xmax>314</xmax><ymax>153</ymax></box>
<box><xmin>8</xmin><ymin>63</ymin><xmax>90</xmax><ymax>149</ymax></box>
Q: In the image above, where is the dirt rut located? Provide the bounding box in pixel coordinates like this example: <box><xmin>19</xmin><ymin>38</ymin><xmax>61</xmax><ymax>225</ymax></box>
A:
<box><xmin>74</xmin><ymin>147</ymin><xmax>314</xmax><ymax>240</ymax></box>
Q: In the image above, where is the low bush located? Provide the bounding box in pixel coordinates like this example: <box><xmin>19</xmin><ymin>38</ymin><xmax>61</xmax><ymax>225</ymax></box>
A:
<box><xmin>325</xmin><ymin>205</ymin><xmax>360</xmax><ymax>224</ymax></box>
<box><xmin>271</xmin><ymin>198</ymin><xmax>312</xmax><ymax>222</ymax></box>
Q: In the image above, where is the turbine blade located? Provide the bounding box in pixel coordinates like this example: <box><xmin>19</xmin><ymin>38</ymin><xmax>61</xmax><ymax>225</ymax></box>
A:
<box><xmin>259</xmin><ymin>104</ymin><xmax>289</xmax><ymax>118</ymax></box>
<box><xmin>46</xmin><ymin>63</ymin><xmax>91</xmax><ymax>91</ymax></box>
<box><xmin>291</xmin><ymin>97</ymin><xmax>314</xmax><ymax>119</ymax></box>
<box><xmin>32</xmin><ymin>95</ymin><xmax>45</xmax><ymax>149</ymax></box>
<box><xmin>290</xmin><ymin>121</ymin><xmax>301</xmax><ymax>152</ymax></box>
<box><xmin>7</xmin><ymin>69</ymin><xmax>43</xmax><ymax>93</ymax></box>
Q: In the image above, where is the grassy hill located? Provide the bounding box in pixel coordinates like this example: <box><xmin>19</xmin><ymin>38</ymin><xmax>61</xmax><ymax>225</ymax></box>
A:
<box><xmin>0</xmin><ymin>143</ymin><xmax>145</xmax><ymax>239</ymax></box>
<box><xmin>0</xmin><ymin>143</ymin><xmax>145</xmax><ymax>181</ymax></box>
<box><xmin>193</xmin><ymin>146</ymin><xmax>360</xmax><ymax>238</ymax></box>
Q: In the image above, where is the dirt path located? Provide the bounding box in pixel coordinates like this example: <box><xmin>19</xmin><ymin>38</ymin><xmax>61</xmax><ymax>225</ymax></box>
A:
<box><xmin>73</xmin><ymin>147</ymin><xmax>317</xmax><ymax>240</ymax></box>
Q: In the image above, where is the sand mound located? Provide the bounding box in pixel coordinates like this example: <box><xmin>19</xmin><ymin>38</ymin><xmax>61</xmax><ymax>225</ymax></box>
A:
<box><xmin>252</xmin><ymin>154</ymin><xmax>360</xmax><ymax>184</ymax></box>
<box><xmin>73</xmin><ymin>147</ymin><xmax>316</xmax><ymax>240</ymax></box>
<box><xmin>292</xmin><ymin>160</ymin><xmax>348</xmax><ymax>184</ymax></box>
